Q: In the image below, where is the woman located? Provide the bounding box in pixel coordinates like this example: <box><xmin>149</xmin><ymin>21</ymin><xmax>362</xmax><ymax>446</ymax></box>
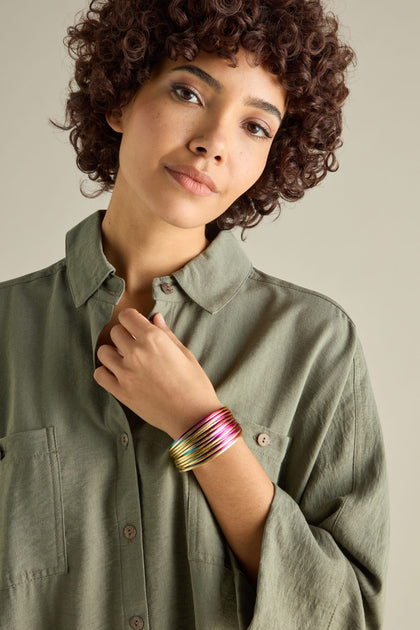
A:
<box><xmin>0</xmin><ymin>1</ymin><xmax>389</xmax><ymax>629</ymax></box>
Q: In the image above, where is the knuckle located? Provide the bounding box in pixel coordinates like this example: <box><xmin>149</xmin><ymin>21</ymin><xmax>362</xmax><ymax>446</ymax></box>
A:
<box><xmin>130</xmin><ymin>346</ymin><xmax>143</xmax><ymax>363</ymax></box>
<box><xmin>144</xmin><ymin>327</ymin><xmax>162</xmax><ymax>345</ymax></box>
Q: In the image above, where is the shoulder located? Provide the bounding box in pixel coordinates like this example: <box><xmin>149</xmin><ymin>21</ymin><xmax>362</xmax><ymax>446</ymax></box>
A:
<box><xmin>238</xmin><ymin>265</ymin><xmax>360</xmax><ymax>373</ymax></box>
<box><xmin>0</xmin><ymin>260</ymin><xmax>66</xmax><ymax>292</ymax></box>
<box><xmin>0</xmin><ymin>260</ymin><xmax>67</xmax><ymax>320</ymax></box>
<box><xmin>247</xmin><ymin>266</ymin><xmax>355</xmax><ymax>325</ymax></box>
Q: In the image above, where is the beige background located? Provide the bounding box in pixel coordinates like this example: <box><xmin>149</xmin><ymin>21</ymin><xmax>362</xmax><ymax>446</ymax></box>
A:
<box><xmin>1</xmin><ymin>1</ymin><xmax>418</xmax><ymax>626</ymax></box>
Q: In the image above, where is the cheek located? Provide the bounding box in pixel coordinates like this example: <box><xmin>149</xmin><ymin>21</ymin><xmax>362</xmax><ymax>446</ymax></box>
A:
<box><xmin>251</xmin><ymin>145</ymin><xmax>271</xmax><ymax>178</ymax></box>
<box><xmin>230</xmin><ymin>151</ymin><xmax>268</xmax><ymax>197</ymax></box>
<box><xmin>123</xmin><ymin>107</ymin><xmax>171</xmax><ymax>152</ymax></box>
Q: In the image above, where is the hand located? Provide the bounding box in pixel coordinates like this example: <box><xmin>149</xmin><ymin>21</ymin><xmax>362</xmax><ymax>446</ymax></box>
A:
<box><xmin>93</xmin><ymin>308</ymin><xmax>222</xmax><ymax>439</ymax></box>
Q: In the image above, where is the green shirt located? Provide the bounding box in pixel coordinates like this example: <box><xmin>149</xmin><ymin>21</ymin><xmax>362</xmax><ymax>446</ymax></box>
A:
<box><xmin>0</xmin><ymin>211</ymin><xmax>388</xmax><ymax>629</ymax></box>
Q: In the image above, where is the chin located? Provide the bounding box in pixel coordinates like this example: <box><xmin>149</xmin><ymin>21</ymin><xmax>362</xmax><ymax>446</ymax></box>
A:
<box><xmin>159</xmin><ymin>207</ymin><xmax>215</xmax><ymax>231</ymax></box>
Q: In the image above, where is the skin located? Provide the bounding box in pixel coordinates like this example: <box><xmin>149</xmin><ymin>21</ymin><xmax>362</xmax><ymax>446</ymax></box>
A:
<box><xmin>94</xmin><ymin>48</ymin><xmax>287</xmax><ymax>584</ymax></box>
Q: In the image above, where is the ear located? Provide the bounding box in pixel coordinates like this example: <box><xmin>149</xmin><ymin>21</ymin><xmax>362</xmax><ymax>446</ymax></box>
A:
<box><xmin>105</xmin><ymin>107</ymin><xmax>124</xmax><ymax>133</ymax></box>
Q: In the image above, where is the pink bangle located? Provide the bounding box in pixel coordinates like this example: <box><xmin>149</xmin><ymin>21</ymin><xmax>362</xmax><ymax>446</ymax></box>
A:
<box><xmin>169</xmin><ymin>407</ymin><xmax>242</xmax><ymax>472</ymax></box>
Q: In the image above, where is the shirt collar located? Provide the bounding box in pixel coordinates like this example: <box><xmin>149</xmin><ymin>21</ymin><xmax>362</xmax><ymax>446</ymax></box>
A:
<box><xmin>66</xmin><ymin>210</ymin><xmax>252</xmax><ymax>314</ymax></box>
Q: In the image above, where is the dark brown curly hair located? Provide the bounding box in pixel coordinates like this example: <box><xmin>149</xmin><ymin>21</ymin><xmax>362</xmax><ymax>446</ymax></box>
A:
<box><xmin>57</xmin><ymin>0</ymin><xmax>355</xmax><ymax>234</ymax></box>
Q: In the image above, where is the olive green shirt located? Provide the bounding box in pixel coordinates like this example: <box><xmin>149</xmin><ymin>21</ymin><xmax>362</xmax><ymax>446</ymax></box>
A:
<box><xmin>0</xmin><ymin>210</ymin><xmax>388</xmax><ymax>629</ymax></box>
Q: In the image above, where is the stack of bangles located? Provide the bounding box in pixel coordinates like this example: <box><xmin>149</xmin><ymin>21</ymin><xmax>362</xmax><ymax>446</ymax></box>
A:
<box><xmin>169</xmin><ymin>407</ymin><xmax>242</xmax><ymax>472</ymax></box>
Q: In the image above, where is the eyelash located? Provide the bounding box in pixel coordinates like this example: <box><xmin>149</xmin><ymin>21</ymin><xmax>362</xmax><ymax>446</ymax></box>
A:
<box><xmin>170</xmin><ymin>83</ymin><xmax>273</xmax><ymax>141</ymax></box>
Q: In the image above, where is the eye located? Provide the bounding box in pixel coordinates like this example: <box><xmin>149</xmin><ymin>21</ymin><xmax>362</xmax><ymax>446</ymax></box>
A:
<box><xmin>171</xmin><ymin>84</ymin><xmax>202</xmax><ymax>105</ymax></box>
<box><xmin>245</xmin><ymin>121</ymin><xmax>272</xmax><ymax>140</ymax></box>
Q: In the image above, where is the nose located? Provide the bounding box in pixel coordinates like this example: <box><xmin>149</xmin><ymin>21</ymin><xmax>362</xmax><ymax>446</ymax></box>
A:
<box><xmin>187</xmin><ymin>121</ymin><xmax>227</xmax><ymax>163</ymax></box>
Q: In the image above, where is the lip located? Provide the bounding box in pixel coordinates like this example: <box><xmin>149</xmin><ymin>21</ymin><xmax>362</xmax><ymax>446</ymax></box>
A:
<box><xmin>165</xmin><ymin>164</ymin><xmax>217</xmax><ymax>196</ymax></box>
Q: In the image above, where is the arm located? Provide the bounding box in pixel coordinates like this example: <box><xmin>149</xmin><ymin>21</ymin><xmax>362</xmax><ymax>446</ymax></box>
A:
<box><xmin>94</xmin><ymin>309</ymin><xmax>389</xmax><ymax>628</ymax></box>
<box><xmin>192</xmin><ymin>437</ymin><xmax>275</xmax><ymax>585</ymax></box>
<box><xmin>94</xmin><ymin>309</ymin><xmax>274</xmax><ymax>583</ymax></box>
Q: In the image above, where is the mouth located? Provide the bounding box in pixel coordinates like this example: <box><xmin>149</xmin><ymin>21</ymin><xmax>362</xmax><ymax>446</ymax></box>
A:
<box><xmin>165</xmin><ymin>165</ymin><xmax>217</xmax><ymax>197</ymax></box>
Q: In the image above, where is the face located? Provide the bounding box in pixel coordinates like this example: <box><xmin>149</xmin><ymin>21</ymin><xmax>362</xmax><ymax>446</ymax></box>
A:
<box><xmin>107</xmin><ymin>48</ymin><xmax>287</xmax><ymax>234</ymax></box>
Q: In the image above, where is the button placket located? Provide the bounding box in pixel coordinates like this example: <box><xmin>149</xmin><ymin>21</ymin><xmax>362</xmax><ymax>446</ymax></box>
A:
<box><xmin>105</xmin><ymin>405</ymin><xmax>147</xmax><ymax>630</ymax></box>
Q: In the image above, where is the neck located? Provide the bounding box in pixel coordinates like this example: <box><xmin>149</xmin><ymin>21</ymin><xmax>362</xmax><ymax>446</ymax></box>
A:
<box><xmin>101</xmin><ymin>187</ymin><xmax>210</xmax><ymax>297</ymax></box>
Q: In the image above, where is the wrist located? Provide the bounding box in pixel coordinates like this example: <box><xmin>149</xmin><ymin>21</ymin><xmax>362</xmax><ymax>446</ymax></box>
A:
<box><xmin>166</xmin><ymin>399</ymin><xmax>223</xmax><ymax>441</ymax></box>
<box><xmin>169</xmin><ymin>406</ymin><xmax>242</xmax><ymax>473</ymax></box>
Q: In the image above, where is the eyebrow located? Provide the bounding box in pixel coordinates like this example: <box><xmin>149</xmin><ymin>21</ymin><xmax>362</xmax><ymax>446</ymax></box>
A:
<box><xmin>169</xmin><ymin>65</ymin><xmax>282</xmax><ymax>124</ymax></box>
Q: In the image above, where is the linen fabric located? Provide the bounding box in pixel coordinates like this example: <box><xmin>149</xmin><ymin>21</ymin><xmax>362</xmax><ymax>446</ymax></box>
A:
<box><xmin>0</xmin><ymin>210</ymin><xmax>389</xmax><ymax>629</ymax></box>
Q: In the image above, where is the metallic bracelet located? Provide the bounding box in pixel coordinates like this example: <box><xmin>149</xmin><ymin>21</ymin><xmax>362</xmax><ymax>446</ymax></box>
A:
<box><xmin>169</xmin><ymin>407</ymin><xmax>242</xmax><ymax>472</ymax></box>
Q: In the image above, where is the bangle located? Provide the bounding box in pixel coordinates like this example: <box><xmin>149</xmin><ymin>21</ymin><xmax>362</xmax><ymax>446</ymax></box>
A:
<box><xmin>169</xmin><ymin>407</ymin><xmax>242</xmax><ymax>472</ymax></box>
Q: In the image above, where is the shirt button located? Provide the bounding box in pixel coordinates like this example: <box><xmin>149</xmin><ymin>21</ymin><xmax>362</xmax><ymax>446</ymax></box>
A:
<box><xmin>256</xmin><ymin>433</ymin><xmax>271</xmax><ymax>447</ymax></box>
<box><xmin>120</xmin><ymin>432</ymin><xmax>129</xmax><ymax>448</ymax></box>
<box><xmin>129</xmin><ymin>616</ymin><xmax>144</xmax><ymax>629</ymax></box>
<box><xmin>160</xmin><ymin>282</ymin><xmax>174</xmax><ymax>294</ymax></box>
<box><xmin>123</xmin><ymin>524</ymin><xmax>137</xmax><ymax>540</ymax></box>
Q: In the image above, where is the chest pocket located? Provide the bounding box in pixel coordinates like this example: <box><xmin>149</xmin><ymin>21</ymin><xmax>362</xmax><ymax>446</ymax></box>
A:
<box><xmin>0</xmin><ymin>427</ymin><xmax>67</xmax><ymax>589</ymax></box>
<box><xmin>187</xmin><ymin>421</ymin><xmax>290</xmax><ymax>566</ymax></box>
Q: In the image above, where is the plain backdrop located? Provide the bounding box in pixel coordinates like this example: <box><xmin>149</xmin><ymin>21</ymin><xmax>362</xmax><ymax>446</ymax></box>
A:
<box><xmin>1</xmin><ymin>1</ymin><xmax>418</xmax><ymax>627</ymax></box>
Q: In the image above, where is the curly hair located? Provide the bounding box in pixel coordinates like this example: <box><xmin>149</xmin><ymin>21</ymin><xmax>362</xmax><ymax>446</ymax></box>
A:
<box><xmin>57</xmin><ymin>0</ymin><xmax>355</xmax><ymax>235</ymax></box>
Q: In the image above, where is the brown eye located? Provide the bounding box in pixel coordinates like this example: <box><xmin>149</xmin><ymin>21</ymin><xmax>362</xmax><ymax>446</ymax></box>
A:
<box><xmin>245</xmin><ymin>122</ymin><xmax>271</xmax><ymax>139</ymax></box>
<box><xmin>172</xmin><ymin>84</ymin><xmax>202</xmax><ymax>105</ymax></box>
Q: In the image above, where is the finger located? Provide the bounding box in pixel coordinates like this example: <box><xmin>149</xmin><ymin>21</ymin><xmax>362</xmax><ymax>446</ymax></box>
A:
<box><xmin>110</xmin><ymin>323</ymin><xmax>136</xmax><ymax>354</ymax></box>
<box><xmin>118</xmin><ymin>308</ymin><xmax>150</xmax><ymax>339</ymax></box>
<box><xmin>93</xmin><ymin>364</ymin><xmax>119</xmax><ymax>393</ymax></box>
<box><xmin>152</xmin><ymin>313</ymin><xmax>192</xmax><ymax>354</ymax></box>
<box><xmin>97</xmin><ymin>344</ymin><xmax>123</xmax><ymax>375</ymax></box>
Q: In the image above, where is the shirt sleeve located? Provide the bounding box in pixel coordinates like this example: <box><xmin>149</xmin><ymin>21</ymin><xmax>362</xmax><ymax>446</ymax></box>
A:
<box><xmin>246</xmin><ymin>338</ymin><xmax>389</xmax><ymax>630</ymax></box>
